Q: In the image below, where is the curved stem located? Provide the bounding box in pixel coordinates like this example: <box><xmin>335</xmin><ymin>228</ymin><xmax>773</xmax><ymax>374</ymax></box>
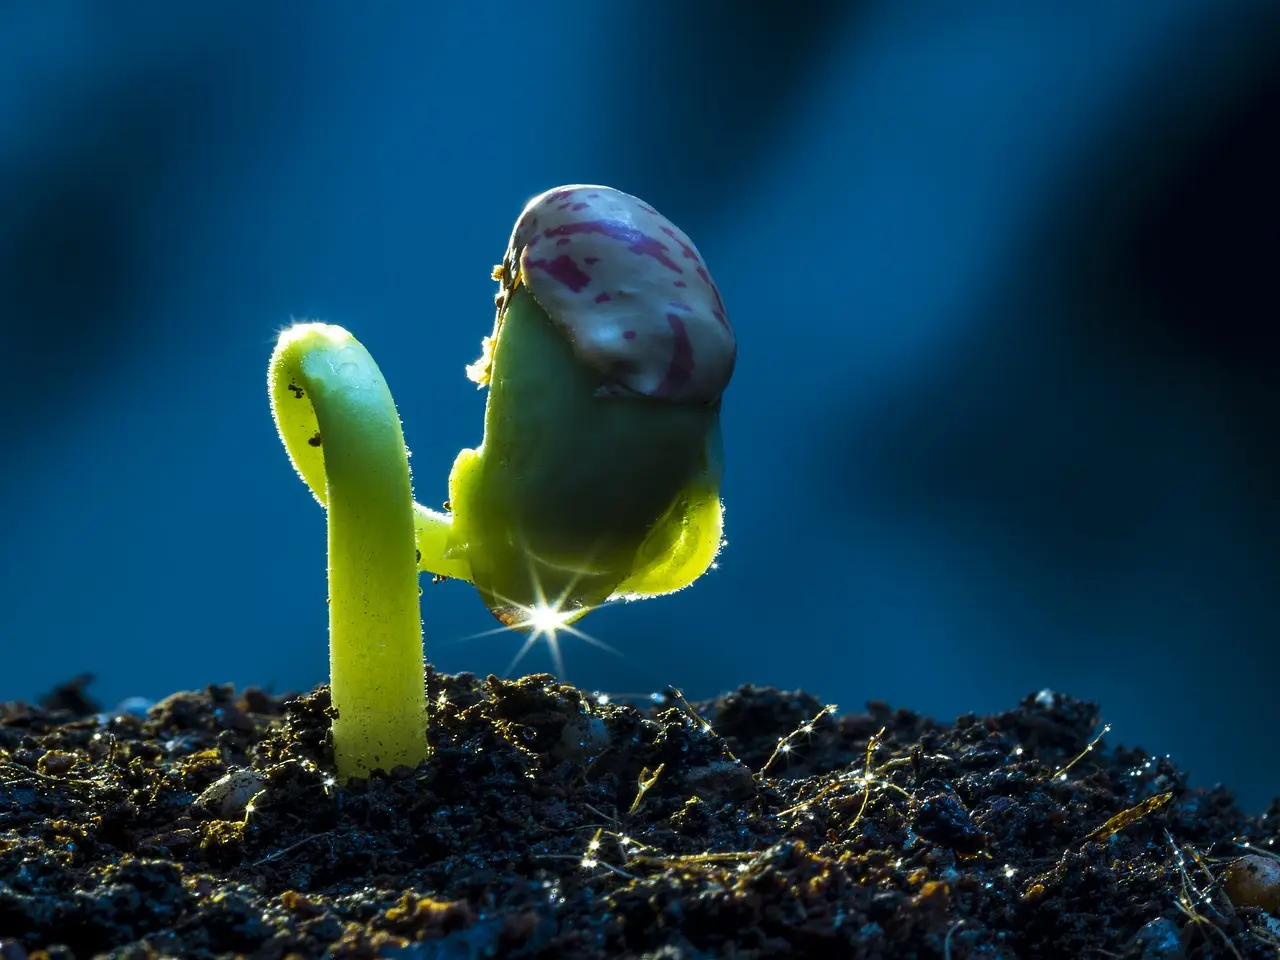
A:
<box><xmin>268</xmin><ymin>322</ymin><xmax>427</xmax><ymax>779</ymax></box>
<box><xmin>414</xmin><ymin>503</ymin><xmax>472</xmax><ymax>582</ymax></box>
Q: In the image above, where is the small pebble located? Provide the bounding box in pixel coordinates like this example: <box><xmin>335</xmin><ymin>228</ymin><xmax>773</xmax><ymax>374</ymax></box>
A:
<box><xmin>681</xmin><ymin>760</ymin><xmax>758</xmax><ymax>802</ymax></box>
<box><xmin>1127</xmin><ymin>916</ymin><xmax>1185</xmax><ymax>959</ymax></box>
<box><xmin>195</xmin><ymin>768</ymin><xmax>268</xmax><ymax>819</ymax></box>
<box><xmin>1222</xmin><ymin>854</ymin><xmax>1280</xmax><ymax>914</ymax></box>
<box><xmin>36</xmin><ymin>750</ymin><xmax>77</xmax><ymax>776</ymax></box>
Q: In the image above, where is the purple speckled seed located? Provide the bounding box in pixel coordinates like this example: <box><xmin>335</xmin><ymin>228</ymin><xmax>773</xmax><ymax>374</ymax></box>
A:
<box><xmin>501</xmin><ymin>185</ymin><xmax>736</xmax><ymax>404</ymax></box>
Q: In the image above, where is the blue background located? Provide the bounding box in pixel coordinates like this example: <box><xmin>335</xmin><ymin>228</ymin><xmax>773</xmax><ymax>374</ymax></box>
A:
<box><xmin>2</xmin><ymin>2</ymin><xmax>1277</xmax><ymax>809</ymax></box>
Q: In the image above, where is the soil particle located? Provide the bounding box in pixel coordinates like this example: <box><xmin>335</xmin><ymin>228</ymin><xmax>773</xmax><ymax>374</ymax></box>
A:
<box><xmin>0</xmin><ymin>677</ymin><xmax>1276</xmax><ymax>958</ymax></box>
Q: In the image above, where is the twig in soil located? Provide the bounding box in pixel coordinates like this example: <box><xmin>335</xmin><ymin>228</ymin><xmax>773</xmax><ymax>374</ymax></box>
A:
<box><xmin>576</xmin><ymin>803</ymin><xmax>665</xmax><ymax>868</ymax></box>
<box><xmin>252</xmin><ymin>831</ymin><xmax>334</xmax><ymax>867</ymax></box>
<box><xmin>627</xmin><ymin>851</ymin><xmax>755</xmax><ymax>867</ymax></box>
<box><xmin>535</xmin><ymin>828</ymin><xmax>644</xmax><ymax>881</ymax></box>
<box><xmin>627</xmin><ymin>763</ymin><xmax>665</xmax><ymax>816</ymax></box>
<box><xmin>582</xmin><ymin>829</ymin><xmax>641</xmax><ymax>881</ymax></box>
<box><xmin>666</xmin><ymin>686</ymin><xmax>742</xmax><ymax>765</ymax></box>
<box><xmin>1050</xmin><ymin>722</ymin><xmax>1111</xmax><ymax>781</ymax></box>
<box><xmin>943</xmin><ymin>919</ymin><xmax>965</xmax><ymax>960</ymax></box>
<box><xmin>1233</xmin><ymin>840</ymin><xmax>1280</xmax><ymax>862</ymax></box>
<box><xmin>0</xmin><ymin>762</ymin><xmax>102</xmax><ymax>793</ymax></box>
<box><xmin>1173</xmin><ymin>897</ymin><xmax>1242</xmax><ymax>960</ymax></box>
<box><xmin>537</xmin><ymin>855</ymin><xmax>645</xmax><ymax>885</ymax></box>
<box><xmin>1165</xmin><ymin>828</ymin><xmax>1244</xmax><ymax>960</ymax></box>
<box><xmin>757</xmin><ymin>703</ymin><xmax>837</xmax><ymax>777</ymax></box>
<box><xmin>580</xmin><ymin>801</ymin><xmax>616</xmax><ymax>824</ymax></box>
<box><xmin>562</xmin><ymin>805</ymin><xmax>765</xmax><ymax>884</ymax></box>
<box><xmin>1081</xmin><ymin>790</ymin><xmax>1174</xmax><ymax>843</ymax></box>
<box><xmin>775</xmin><ymin>727</ymin><xmax>916</xmax><ymax>838</ymax></box>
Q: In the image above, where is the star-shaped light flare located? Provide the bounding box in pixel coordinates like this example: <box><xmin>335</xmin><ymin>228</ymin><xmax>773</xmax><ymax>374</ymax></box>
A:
<box><xmin>460</xmin><ymin>564</ymin><xmax>623</xmax><ymax>679</ymax></box>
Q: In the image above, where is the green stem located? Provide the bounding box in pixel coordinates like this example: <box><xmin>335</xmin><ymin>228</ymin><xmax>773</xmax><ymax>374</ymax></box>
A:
<box><xmin>268</xmin><ymin>323</ymin><xmax>427</xmax><ymax>779</ymax></box>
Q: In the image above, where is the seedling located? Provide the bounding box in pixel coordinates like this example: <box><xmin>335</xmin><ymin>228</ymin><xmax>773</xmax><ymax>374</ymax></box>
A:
<box><xmin>268</xmin><ymin>185</ymin><xmax>736</xmax><ymax>779</ymax></box>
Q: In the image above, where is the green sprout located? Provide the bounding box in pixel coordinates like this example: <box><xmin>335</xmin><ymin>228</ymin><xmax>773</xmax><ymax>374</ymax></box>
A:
<box><xmin>268</xmin><ymin>185</ymin><xmax>736</xmax><ymax>780</ymax></box>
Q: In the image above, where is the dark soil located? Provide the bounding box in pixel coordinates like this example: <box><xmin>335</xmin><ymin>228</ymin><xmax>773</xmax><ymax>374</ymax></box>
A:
<box><xmin>1</xmin><ymin>673</ymin><xmax>1277</xmax><ymax>959</ymax></box>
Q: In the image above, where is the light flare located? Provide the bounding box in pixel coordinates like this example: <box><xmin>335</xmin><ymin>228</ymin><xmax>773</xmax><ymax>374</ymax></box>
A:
<box><xmin>499</xmin><ymin>585</ymin><xmax>621</xmax><ymax>680</ymax></box>
<box><xmin>451</xmin><ymin>558</ymin><xmax>623</xmax><ymax>679</ymax></box>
